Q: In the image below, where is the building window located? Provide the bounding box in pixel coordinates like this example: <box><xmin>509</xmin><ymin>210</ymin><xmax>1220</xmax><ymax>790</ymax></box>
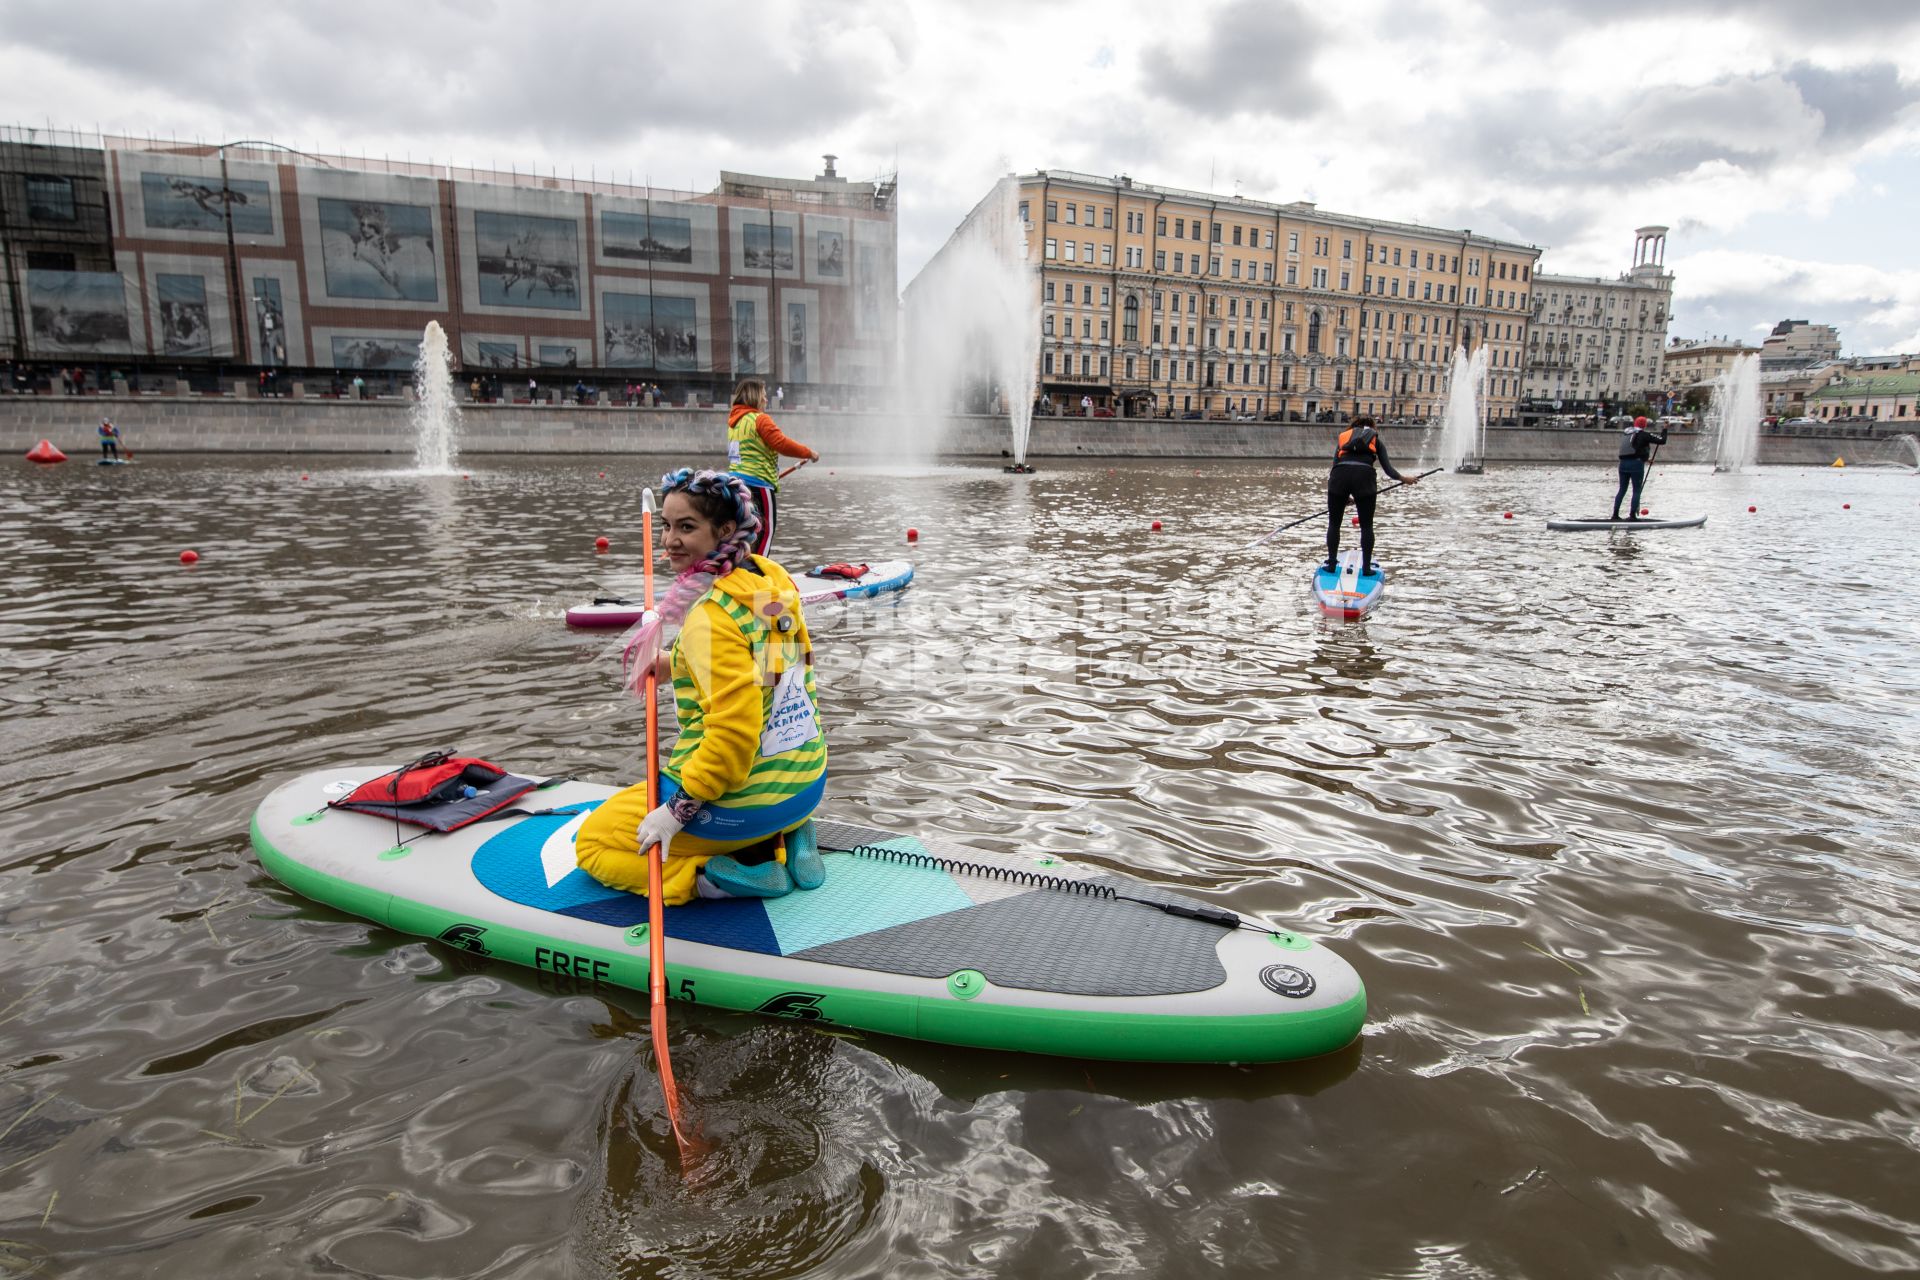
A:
<box><xmin>1045</xmin><ymin>239</ymin><xmax>1057</xmax><ymax>259</ymax></box>
<box><xmin>1232</xmin><ymin>226</ymin><xmax>1243</xmax><ymax>246</ymax></box>
<box><xmin>1308</xmin><ymin>312</ymin><xmax>1322</xmax><ymax>353</ymax></box>
<box><xmin>1288</xmin><ymin>232</ymin><xmax>1299</xmax><ymax>253</ymax></box>
<box><xmin>1264</xmin><ymin>231</ymin><xmax>1274</xmax><ymax>249</ymax></box>
<box><xmin>24</xmin><ymin>175</ymin><xmax>79</xmax><ymax>222</ymax></box>
<box><xmin>1231</xmin><ymin>261</ymin><xmax>1242</xmax><ymax>279</ymax></box>
<box><xmin>1044</xmin><ymin>281</ymin><xmax>1055</xmax><ymax>302</ymax></box>
<box><xmin>1286</xmin><ymin>264</ymin><xmax>1298</xmax><ymax>285</ymax></box>
<box><xmin>1064</xmin><ymin>242</ymin><xmax>1076</xmax><ymax>262</ymax></box>
<box><xmin>1046</xmin><ymin>201</ymin><xmax>1058</xmax><ymax>222</ymax></box>
<box><xmin>1018</xmin><ymin>200</ymin><xmax>1030</xmax><ymax>223</ymax></box>
<box><xmin>1103</xmin><ymin>207</ymin><xmax>1113</xmax><ymax>229</ymax></box>
<box><xmin>1263</xmin><ymin>264</ymin><xmax>1273</xmax><ymax>282</ymax></box>
<box><xmin>1156</xmin><ymin>216</ymin><xmax>1167</xmax><ymax>235</ymax></box>
<box><xmin>1044</xmin><ymin>314</ymin><xmax>1055</xmax><ymax>335</ymax></box>
<box><xmin>1101</xmin><ymin>286</ymin><xmax>1110</xmax><ymax>305</ymax></box>
<box><xmin>1211</xmin><ymin>222</ymin><xmax>1222</xmax><ymax>242</ymax></box>
<box><xmin>1082</xmin><ymin>318</ymin><xmax>1091</xmax><ymax>337</ymax></box>
<box><xmin>1083</xmin><ymin>285</ymin><xmax>1093</xmax><ymax>303</ymax></box>
<box><xmin>1066</xmin><ymin>203</ymin><xmax>1077</xmax><ymax>225</ymax></box>
<box><xmin>1155</xmin><ymin>250</ymin><xmax>1167</xmax><ymax>271</ymax></box>
<box><xmin>1100</xmin><ymin>356</ymin><xmax>1109</xmax><ymax>375</ymax></box>
<box><xmin>1100</xmin><ymin>320</ymin><xmax>1110</xmax><ymax>339</ymax></box>
<box><xmin>1044</xmin><ymin>352</ymin><xmax>1055</xmax><ymax>374</ymax></box>
<box><xmin>1152</xmin><ymin>358</ymin><xmax>1161</xmax><ymax>380</ymax></box>
<box><xmin>1210</xmin><ymin>256</ymin><xmax>1221</xmax><ymax>275</ymax></box>
<box><xmin>1174</xmin><ymin>252</ymin><xmax>1184</xmax><ymax>273</ymax></box>
<box><xmin>1175</xmin><ymin>218</ymin><xmax>1185</xmax><ymax>238</ymax></box>
<box><xmin>1125</xmin><ymin>356</ymin><xmax>1134</xmax><ymax>378</ymax></box>
<box><xmin>1084</xmin><ymin>241</ymin><xmax>1093</xmax><ymax>261</ymax></box>
<box><xmin>1102</xmin><ymin>245</ymin><xmax>1113</xmax><ymax>265</ymax></box>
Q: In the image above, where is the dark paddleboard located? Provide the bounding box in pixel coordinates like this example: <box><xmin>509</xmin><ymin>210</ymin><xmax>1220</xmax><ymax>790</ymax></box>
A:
<box><xmin>1546</xmin><ymin>515</ymin><xmax>1706</xmax><ymax>532</ymax></box>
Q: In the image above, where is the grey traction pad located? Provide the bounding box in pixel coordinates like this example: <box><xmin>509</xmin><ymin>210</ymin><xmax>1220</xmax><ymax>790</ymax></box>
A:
<box><xmin>804</xmin><ymin>820</ymin><xmax>1231</xmax><ymax>997</ymax></box>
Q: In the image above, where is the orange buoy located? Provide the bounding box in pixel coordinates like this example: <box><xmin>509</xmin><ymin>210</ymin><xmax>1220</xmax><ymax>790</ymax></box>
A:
<box><xmin>25</xmin><ymin>439</ymin><xmax>66</xmax><ymax>464</ymax></box>
<box><xmin>179</xmin><ymin>549</ymin><xmax>199</xmax><ymax>565</ymax></box>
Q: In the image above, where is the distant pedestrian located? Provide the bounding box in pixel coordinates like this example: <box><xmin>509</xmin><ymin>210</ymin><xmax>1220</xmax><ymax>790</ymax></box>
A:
<box><xmin>527</xmin><ymin>376</ymin><xmax>538</xmax><ymax>404</ymax></box>
<box><xmin>1080</xmin><ymin>394</ymin><xmax>1092</xmax><ymax>415</ymax></box>
<box><xmin>774</xmin><ymin>384</ymin><xmax>785</xmax><ymax>409</ymax></box>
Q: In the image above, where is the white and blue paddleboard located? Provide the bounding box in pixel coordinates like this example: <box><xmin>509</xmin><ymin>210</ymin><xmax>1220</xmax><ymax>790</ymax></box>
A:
<box><xmin>1545</xmin><ymin>514</ymin><xmax>1706</xmax><ymax>531</ymax></box>
<box><xmin>251</xmin><ymin>766</ymin><xmax>1365</xmax><ymax>1063</ymax></box>
<box><xmin>1311</xmin><ymin>550</ymin><xmax>1385</xmax><ymax>621</ymax></box>
<box><xmin>566</xmin><ymin>559</ymin><xmax>914</xmax><ymax>628</ymax></box>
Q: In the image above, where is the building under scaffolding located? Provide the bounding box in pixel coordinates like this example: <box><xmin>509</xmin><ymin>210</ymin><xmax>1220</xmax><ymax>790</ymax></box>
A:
<box><xmin>0</xmin><ymin>128</ymin><xmax>896</xmax><ymax>399</ymax></box>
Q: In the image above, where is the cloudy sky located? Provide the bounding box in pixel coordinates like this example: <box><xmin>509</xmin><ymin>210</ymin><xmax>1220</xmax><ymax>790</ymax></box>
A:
<box><xmin>6</xmin><ymin>0</ymin><xmax>1918</xmax><ymax>353</ymax></box>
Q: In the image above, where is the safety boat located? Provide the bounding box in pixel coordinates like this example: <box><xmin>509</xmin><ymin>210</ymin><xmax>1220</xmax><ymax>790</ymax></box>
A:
<box><xmin>251</xmin><ymin>764</ymin><xmax>1365</xmax><ymax>1064</ymax></box>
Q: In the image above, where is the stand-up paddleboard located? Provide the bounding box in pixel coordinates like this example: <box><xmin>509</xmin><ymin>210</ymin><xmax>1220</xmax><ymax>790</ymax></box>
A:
<box><xmin>1311</xmin><ymin>550</ymin><xmax>1385</xmax><ymax>622</ymax></box>
<box><xmin>96</xmin><ymin>457</ymin><xmax>134</xmax><ymax>467</ymax></box>
<box><xmin>251</xmin><ymin>766</ymin><xmax>1365</xmax><ymax>1063</ymax></box>
<box><xmin>1545</xmin><ymin>515</ymin><xmax>1706</xmax><ymax>531</ymax></box>
<box><xmin>566</xmin><ymin>559</ymin><xmax>914</xmax><ymax>628</ymax></box>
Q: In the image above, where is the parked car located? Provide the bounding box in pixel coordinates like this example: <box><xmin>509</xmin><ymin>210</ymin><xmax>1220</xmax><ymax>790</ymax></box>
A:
<box><xmin>1782</xmin><ymin>416</ymin><xmax>1818</xmax><ymax>426</ymax></box>
<box><xmin>1091</xmin><ymin>408</ymin><xmax>1114</xmax><ymax>418</ymax></box>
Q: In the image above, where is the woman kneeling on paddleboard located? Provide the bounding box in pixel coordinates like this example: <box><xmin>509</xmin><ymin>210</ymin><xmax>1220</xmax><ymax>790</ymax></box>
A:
<box><xmin>575</xmin><ymin>468</ymin><xmax>827</xmax><ymax>902</ymax></box>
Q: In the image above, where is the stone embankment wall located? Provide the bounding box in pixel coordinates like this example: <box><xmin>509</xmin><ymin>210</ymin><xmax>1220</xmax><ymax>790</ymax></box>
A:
<box><xmin>1</xmin><ymin>395</ymin><xmax>1895</xmax><ymax>467</ymax></box>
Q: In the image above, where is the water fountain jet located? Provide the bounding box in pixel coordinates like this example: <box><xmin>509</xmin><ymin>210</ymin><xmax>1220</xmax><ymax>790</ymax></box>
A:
<box><xmin>1702</xmin><ymin>353</ymin><xmax>1761</xmax><ymax>472</ymax></box>
<box><xmin>410</xmin><ymin>320</ymin><xmax>462</xmax><ymax>474</ymax></box>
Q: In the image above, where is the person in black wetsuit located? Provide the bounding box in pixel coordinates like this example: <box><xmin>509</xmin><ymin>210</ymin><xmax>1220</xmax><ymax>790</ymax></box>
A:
<box><xmin>1612</xmin><ymin>415</ymin><xmax>1669</xmax><ymax>520</ymax></box>
<box><xmin>1325</xmin><ymin>416</ymin><xmax>1416</xmax><ymax>573</ymax></box>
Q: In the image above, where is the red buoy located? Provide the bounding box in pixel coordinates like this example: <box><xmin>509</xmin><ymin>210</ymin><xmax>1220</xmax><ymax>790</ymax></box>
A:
<box><xmin>1503</xmin><ymin>512</ymin><xmax>1513</xmax><ymax>519</ymax></box>
<box><xmin>1748</xmin><ymin>505</ymin><xmax>1757</xmax><ymax>513</ymax></box>
<box><xmin>179</xmin><ymin>549</ymin><xmax>199</xmax><ymax>565</ymax></box>
<box><xmin>1641</xmin><ymin>508</ymin><xmax>1650</xmax><ymax>515</ymax></box>
<box><xmin>300</xmin><ymin>473</ymin><xmax>310</xmax><ymax>480</ymax></box>
<box><xmin>1352</xmin><ymin>517</ymin><xmax>1360</xmax><ymax>527</ymax></box>
<box><xmin>597</xmin><ymin>471</ymin><xmax>606</xmax><ymax>479</ymax></box>
<box><xmin>25</xmin><ymin>439</ymin><xmax>66</xmax><ymax>464</ymax></box>
<box><xmin>595</xmin><ymin>536</ymin><xmax>610</xmax><ymax>552</ymax></box>
<box><xmin>1843</xmin><ymin>503</ymin><xmax>1851</xmax><ymax>509</ymax></box>
<box><xmin>1151</xmin><ymin>520</ymin><xmax>1162</xmax><ymax>531</ymax></box>
<box><xmin>906</xmin><ymin>527</ymin><xmax>919</xmax><ymax>542</ymax></box>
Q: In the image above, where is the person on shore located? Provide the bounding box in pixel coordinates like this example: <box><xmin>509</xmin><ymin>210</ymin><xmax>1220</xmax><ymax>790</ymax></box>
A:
<box><xmin>574</xmin><ymin>468</ymin><xmax>827</xmax><ymax>903</ymax></box>
<box><xmin>98</xmin><ymin>417</ymin><xmax>123</xmax><ymax>460</ymax></box>
<box><xmin>1612</xmin><ymin>415</ymin><xmax>1669</xmax><ymax>520</ymax></box>
<box><xmin>1325</xmin><ymin>415</ymin><xmax>1416</xmax><ymax>574</ymax></box>
<box><xmin>724</xmin><ymin>377</ymin><xmax>819</xmax><ymax>557</ymax></box>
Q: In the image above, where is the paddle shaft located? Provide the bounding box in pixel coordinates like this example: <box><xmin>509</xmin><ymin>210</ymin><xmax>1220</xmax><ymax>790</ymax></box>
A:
<box><xmin>778</xmin><ymin>459</ymin><xmax>808</xmax><ymax>479</ymax></box>
<box><xmin>1247</xmin><ymin>468</ymin><xmax>1441</xmax><ymax>549</ymax></box>
<box><xmin>639</xmin><ymin>492</ymin><xmax>693</xmax><ymax>1161</ymax></box>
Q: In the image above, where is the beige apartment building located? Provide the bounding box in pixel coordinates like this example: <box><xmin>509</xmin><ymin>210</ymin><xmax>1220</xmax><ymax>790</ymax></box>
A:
<box><xmin>1662</xmin><ymin>337</ymin><xmax>1759</xmax><ymax>390</ymax></box>
<box><xmin>1523</xmin><ymin>228</ymin><xmax>1675</xmax><ymax>410</ymax></box>
<box><xmin>976</xmin><ymin>171</ymin><xmax>1540</xmax><ymax>423</ymax></box>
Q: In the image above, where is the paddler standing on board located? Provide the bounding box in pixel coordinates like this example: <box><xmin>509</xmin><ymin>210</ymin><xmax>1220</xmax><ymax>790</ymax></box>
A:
<box><xmin>575</xmin><ymin>468</ymin><xmax>827</xmax><ymax>901</ymax></box>
<box><xmin>98</xmin><ymin>417</ymin><xmax>124</xmax><ymax>460</ymax></box>
<box><xmin>1324</xmin><ymin>415</ymin><xmax>1416</xmax><ymax>574</ymax></box>
<box><xmin>724</xmin><ymin>377</ymin><xmax>819</xmax><ymax>557</ymax></box>
<box><xmin>1612</xmin><ymin>415</ymin><xmax>1669</xmax><ymax>521</ymax></box>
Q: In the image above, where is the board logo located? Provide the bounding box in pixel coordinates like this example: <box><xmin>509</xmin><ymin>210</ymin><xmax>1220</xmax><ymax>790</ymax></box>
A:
<box><xmin>1259</xmin><ymin>964</ymin><xmax>1316</xmax><ymax>999</ymax></box>
<box><xmin>754</xmin><ymin>991</ymin><xmax>831</xmax><ymax>1022</ymax></box>
<box><xmin>437</xmin><ymin>924</ymin><xmax>492</xmax><ymax>956</ymax></box>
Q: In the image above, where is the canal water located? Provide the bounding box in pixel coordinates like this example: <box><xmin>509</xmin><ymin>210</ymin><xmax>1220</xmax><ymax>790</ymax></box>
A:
<box><xmin>2</xmin><ymin>454</ymin><xmax>1916</xmax><ymax>1278</ymax></box>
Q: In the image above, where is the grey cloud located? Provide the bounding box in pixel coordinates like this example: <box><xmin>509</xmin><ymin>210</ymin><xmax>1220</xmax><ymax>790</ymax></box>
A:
<box><xmin>1499</xmin><ymin>0</ymin><xmax>1920</xmax><ymax>35</ymax></box>
<box><xmin>4</xmin><ymin>1</ymin><xmax>893</xmax><ymax>150</ymax></box>
<box><xmin>1781</xmin><ymin>62</ymin><xmax>1920</xmax><ymax>145</ymax></box>
<box><xmin>1139</xmin><ymin>0</ymin><xmax>1326</xmax><ymax>119</ymax></box>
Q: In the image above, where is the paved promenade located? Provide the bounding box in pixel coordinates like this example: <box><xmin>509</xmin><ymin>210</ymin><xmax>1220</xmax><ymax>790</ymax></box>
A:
<box><xmin>0</xmin><ymin>394</ymin><xmax>1892</xmax><ymax>466</ymax></box>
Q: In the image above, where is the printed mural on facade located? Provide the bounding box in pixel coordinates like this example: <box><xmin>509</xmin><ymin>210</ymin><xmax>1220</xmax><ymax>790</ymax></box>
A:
<box><xmin>473</xmin><ymin>211</ymin><xmax>580</xmax><ymax>309</ymax></box>
<box><xmin>317</xmin><ymin>198</ymin><xmax>438</xmax><ymax>301</ymax></box>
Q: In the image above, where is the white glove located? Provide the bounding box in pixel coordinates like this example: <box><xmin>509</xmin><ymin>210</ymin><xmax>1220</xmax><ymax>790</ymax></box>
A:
<box><xmin>636</xmin><ymin>803</ymin><xmax>685</xmax><ymax>856</ymax></box>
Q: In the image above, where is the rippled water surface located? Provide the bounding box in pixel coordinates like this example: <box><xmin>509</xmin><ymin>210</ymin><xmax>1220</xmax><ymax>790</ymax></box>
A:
<box><xmin>3</xmin><ymin>453</ymin><xmax>1917</xmax><ymax>1278</ymax></box>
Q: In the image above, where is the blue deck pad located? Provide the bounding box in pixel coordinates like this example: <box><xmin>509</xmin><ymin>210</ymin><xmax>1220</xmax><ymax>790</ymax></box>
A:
<box><xmin>471</xmin><ymin>808</ymin><xmax>973</xmax><ymax>958</ymax></box>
